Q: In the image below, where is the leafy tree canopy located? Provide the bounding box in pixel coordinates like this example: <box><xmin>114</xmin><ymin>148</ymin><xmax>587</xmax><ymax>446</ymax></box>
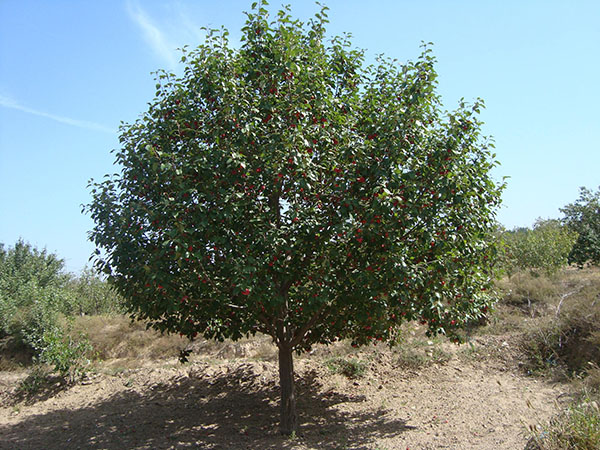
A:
<box><xmin>0</xmin><ymin>239</ymin><xmax>66</xmax><ymax>294</ymax></box>
<box><xmin>86</xmin><ymin>2</ymin><xmax>504</xmax><ymax>433</ymax></box>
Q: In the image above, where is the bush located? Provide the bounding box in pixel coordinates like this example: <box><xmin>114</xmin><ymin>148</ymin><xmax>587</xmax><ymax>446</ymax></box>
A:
<box><xmin>395</xmin><ymin>344</ymin><xmax>452</xmax><ymax>369</ymax></box>
<box><xmin>34</xmin><ymin>325</ymin><xmax>93</xmax><ymax>382</ymax></box>
<box><xmin>325</xmin><ymin>357</ymin><xmax>367</xmax><ymax>379</ymax></box>
<box><xmin>16</xmin><ymin>364</ymin><xmax>53</xmax><ymax>396</ymax></box>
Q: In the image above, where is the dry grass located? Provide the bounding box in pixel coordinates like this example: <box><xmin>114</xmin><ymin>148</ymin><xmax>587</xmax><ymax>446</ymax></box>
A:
<box><xmin>66</xmin><ymin>315</ymin><xmax>280</xmax><ymax>368</ymax></box>
<box><xmin>496</xmin><ymin>271</ymin><xmax>560</xmax><ymax>316</ymax></box>
<box><xmin>67</xmin><ymin>315</ymin><xmax>188</xmax><ymax>363</ymax></box>
<box><xmin>392</xmin><ymin>324</ymin><xmax>453</xmax><ymax>369</ymax></box>
<box><xmin>518</xmin><ymin>272</ymin><xmax>600</xmax><ymax>377</ymax></box>
<box><xmin>61</xmin><ymin>313</ymin><xmax>461</xmax><ymax>378</ymax></box>
<box><xmin>464</xmin><ymin>266</ymin><xmax>600</xmax><ymax>381</ymax></box>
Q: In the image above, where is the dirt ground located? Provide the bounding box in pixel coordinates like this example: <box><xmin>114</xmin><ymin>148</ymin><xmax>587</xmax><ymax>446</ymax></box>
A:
<box><xmin>0</xmin><ymin>335</ymin><xmax>569</xmax><ymax>450</ymax></box>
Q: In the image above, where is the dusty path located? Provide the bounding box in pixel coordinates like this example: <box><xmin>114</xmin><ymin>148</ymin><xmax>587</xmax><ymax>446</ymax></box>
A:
<box><xmin>0</xmin><ymin>346</ymin><xmax>567</xmax><ymax>450</ymax></box>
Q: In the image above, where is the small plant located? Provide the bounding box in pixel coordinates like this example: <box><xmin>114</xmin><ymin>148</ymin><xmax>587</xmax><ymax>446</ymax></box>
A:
<box><xmin>528</xmin><ymin>393</ymin><xmax>600</xmax><ymax>449</ymax></box>
<box><xmin>520</xmin><ymin>322</ymin><xmax>562</xmax><ymax>376</ymax></box>
<box><xmin>395</xmin><ymin>345</ymin><xmax>452</xmax><ymax>369</ymax></box>
<box><xmin>16</xmin><ymin>364</ymin><xmax>52</xmax><ymax>395</ymax></box>
<box><xmin>325</xmin><ymin>357</ymin><xmax>366</xmax><ymax>379</ymax></box>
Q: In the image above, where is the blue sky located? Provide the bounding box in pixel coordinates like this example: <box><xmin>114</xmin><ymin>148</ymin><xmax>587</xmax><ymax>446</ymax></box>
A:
<box><xmin>1</xmin><ymin>0</ymin><xmax>598</xmax><ymax>274</ymax></box>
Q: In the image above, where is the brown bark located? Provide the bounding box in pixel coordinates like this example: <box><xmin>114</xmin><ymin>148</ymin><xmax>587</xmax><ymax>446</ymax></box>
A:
<box><xmin>278</xmin><ymin>343</ymin><xmax>298</xmax><ymax>435</ymax></box>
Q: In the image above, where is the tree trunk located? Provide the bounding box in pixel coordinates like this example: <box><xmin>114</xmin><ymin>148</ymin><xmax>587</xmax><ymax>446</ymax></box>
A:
<box><xmin>278</xmin><ymin>343</ymin><xmax>298</xmax><ymax>435</ymax></box>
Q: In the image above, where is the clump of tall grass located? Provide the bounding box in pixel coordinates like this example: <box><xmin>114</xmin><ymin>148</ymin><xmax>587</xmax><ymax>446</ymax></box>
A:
<box><xmin>520</xmin><ymin>279</ymin><xmax>600</xmax><ymax>377</ymax></box>
<box><xmin>527</xmin><ymin>392</ymin><xmax>600</xmax><ymax>450</ymax></box>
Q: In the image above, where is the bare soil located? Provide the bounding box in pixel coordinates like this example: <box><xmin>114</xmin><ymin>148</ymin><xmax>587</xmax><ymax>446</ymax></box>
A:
<box><xmin>0</xmin><ymin>335</ymin><xmax>569</xmax><ymax>450</ymax></box>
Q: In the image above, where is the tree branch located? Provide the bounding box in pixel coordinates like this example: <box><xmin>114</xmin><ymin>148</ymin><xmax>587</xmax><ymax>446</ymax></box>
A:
<box><xmin>290</xmin><ymin>302</ymin><xmax>330</xmax><ymax>348</ymax></box>
<box><xmin>257</xmin><ymin>312</ymin><xmax>280</xmax><ymax>345</ymax></box>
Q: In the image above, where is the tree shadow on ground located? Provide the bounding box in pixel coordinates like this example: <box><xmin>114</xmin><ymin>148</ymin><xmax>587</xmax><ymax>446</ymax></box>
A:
<box><xmin>0</xmin><ymin>363</ymin><xmax>414</xmax><ymax>449</ymax></box>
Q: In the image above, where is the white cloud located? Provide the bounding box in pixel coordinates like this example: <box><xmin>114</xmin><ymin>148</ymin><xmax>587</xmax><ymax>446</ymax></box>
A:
<box><xmin>126</xmin><ymin>0</ymin><xmax>179</xmax><ymax>69</ymax></box>
<box><xmin>0</xmin><ymin>94</ymin><xmax>115</xmax><ymax>134</ymax></box>
<box><xmin>174</xmin><ymin>2</ymin><xmax>206</xmax><ymax>44</ymax></box>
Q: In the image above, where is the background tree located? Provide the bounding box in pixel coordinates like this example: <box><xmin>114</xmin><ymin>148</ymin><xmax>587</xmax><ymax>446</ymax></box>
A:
<box><xmin>561</xmin><ymin>186</ymin><xmax>600</xmax><ymax>267</ymax></box>
<box><xmin>86</xmin><ymin>3</ymin><xmax>504</xmax><ymax>434</ymax></box>
<box><xmin>65</xmin><ymin>267</ymin><xmax>124</xmax><ymax>316</ymax></box>
<box><xmin>500</xmin><ymin>219</ymin><xmax>577</xmax><ymax>277</ymax></box>
<box><xmin>0</xmin><ymin>240</ymin><xmax>68</xmax><ymax>343</ymax></box>
<box><xmin>0</xmin><ymin>240</ymin><xmax>93</xmax><ymax>380</ymax></box>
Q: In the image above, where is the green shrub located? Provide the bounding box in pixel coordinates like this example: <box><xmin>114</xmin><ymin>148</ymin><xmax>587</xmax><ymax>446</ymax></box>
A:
<box><xmin>0</xmin><ymin>240</ymin><xmax>67</xmax><ymax>338</ymax></box>
<box><xmin>34</xmin><ymin>325</ymin><xmax>93</xmax><ymax>382</ymax></box>
<box><xmin>16</xmin><ymin>364</ymin><xmax>53</xmax><ymax>395</ymax></box>
<box><xmin>325</xmin><ymin>357</ymin><xmax>367</xmax><ymax>379</ymax></box>
<box><xmin>0</xmin><ymin>240</ymin><xmax>67</xmax><ymax>291</ymax></box>
<box><xmin>64</xmin><ymin>267</ymin><xmax>125</xmax><ymax>316</ymax></box>
<box><xmin>0</xmin><ymin>282</ymin><xmax>66</xmax><ymax>350</ymax></box>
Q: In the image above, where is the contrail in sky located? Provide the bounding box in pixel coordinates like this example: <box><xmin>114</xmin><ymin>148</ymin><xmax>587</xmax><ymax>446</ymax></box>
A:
<box><xmin>0</xmin><ymin>94</ymin><xmax>115</xmax><ymax>134</ymax></box>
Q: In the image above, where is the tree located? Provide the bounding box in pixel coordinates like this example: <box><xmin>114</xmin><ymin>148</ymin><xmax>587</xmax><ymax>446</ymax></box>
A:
<box><xmin>561</xmin><ymin>186</ymin><xmax>600</xmax><ymax>267</ymax></box>
<box><xmin>0</xmin><ymin>240</ymin><xmax>68</xmax><ymax>341</ymax></box>
<box><xmin>65</xmin><ymin>267</ymin><xmax>124</xmax><ymax>316</ymax></box>
<box><xmin>86</xmin><ymin>3</ymin><xmax>504</xmax><ymax>434</ymax></box>
<box><xmin>500</xmin><ymin>219</ymin><xmax>577</xmax><ymax>276</ymax></box>
<box><xmin>0</xmin><ymin>241</ymin><xmax>96</xmax><ymax>380</ymax></box>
